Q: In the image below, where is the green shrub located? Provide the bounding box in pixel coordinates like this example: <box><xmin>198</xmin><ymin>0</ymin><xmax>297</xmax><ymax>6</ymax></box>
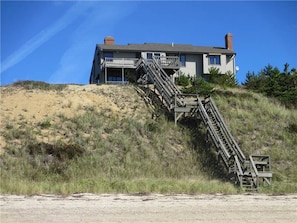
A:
<box><xmin>38</xmin><ymin>120</ymin><xmax>51</xmax><ymax>129</ymax></box>
<box><xmin>182</xmin><ymin>77</ymin><xmax>214</xmax><ymax>96</ymax></box>
<box><xmin>175</xmin><ymin>73</ymin><xmax>190</xmax><ymax>86</ymax></box>
<box><xmin>206</xmin><ymin>67</ymin><xmax>237</xmax><ymax>87</ymax></box>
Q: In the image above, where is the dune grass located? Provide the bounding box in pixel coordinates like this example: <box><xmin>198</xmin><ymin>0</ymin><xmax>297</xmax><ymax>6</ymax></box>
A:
<box><xmin>1</xmin><ymin>83</ymin><xmax>296</xmax><ymax>194</ymax></box>
<box><xmin>213</xmin><ymin>88</ymin><xmax>297</xmax><ymax>186</ymax></box>
<box><xmin>0</xmin><ymin>105</ymin><xmax>236</xmax><ymax>194</ymax></box>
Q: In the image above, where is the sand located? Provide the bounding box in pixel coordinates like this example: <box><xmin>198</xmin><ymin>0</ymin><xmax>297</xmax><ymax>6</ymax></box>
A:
<box><xmin>1</xmin><ymin>193</ymin><xmax>297</xmax><ymax>223</ymax></box>
<box><xmin>0</xmin><ymin>84</ymin><xmax>152</xmax><ymax>152</ymax></box>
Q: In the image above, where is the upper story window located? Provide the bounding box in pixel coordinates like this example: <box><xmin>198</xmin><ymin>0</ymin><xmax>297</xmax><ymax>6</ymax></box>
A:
<box><xmin>103</xmin><ymin>52</ymin><xmax>113</xmax><ymax>63</ymax></box>
<box><xmin>180</xmin><ymin>54</ymin><xmax>186</xmax><ymax>67</ymax></box>
<box><xmin>209</xmin><ymin>55</ymin><xmax>221</xmax><ymax>65</ymax></box>
<box><xmin>147</xmin><ymin>53</ymin><xmax>153</xmax><ymax>59</ymax></box>
<box><xmin>103</xmin><ymin>52</ymin><xmax>113</xmax><ymax>59</ymax></box>
<box><xmin>147</xmin><ymin>52</ymin><xmax>161</xmax><ymax>59</ymax></box>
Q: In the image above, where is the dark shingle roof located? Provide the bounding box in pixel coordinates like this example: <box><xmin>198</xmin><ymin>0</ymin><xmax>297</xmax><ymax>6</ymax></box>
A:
<box><xmin>97</xmin><ymin>43</ymin><xmax>235</xmax><ymax>54</ymax></box>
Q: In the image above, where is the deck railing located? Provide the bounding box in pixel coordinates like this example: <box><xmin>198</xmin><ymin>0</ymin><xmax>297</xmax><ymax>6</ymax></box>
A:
<box><xmin>153</xmin><ymin>56</ymin><xmax>180</xmax><ymax>68</ymax></box>
<box><xmin>103</xmin><ymin>56</ymin><xmax>180</xmax><ymax>69</ymax></box>
<box><xmin>104</xmin><ymin>57</ymin><xmax>139</xmax><ymax>68</ymax></box>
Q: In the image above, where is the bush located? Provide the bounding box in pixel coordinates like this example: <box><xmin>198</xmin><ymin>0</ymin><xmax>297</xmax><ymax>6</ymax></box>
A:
<box><xmin>206</xmin><ymin>67</ymin><xmax>237</xmax><ymax>87</ymax></box>
<box><xmin>182</xmin><ymin>77</ymin><xmax>214</xmax><ymax>96</ymax></box>
<box><xmin>175</xmin><ymin>74</ymin><xmax>190</xmax><ymax>86</ymax></box>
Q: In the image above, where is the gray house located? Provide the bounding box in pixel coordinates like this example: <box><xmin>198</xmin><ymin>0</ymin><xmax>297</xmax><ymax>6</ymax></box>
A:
<box><xmin>89</xmin><ymin>34</ymin><xmax>236</xmax><ymax>84</ymax></box>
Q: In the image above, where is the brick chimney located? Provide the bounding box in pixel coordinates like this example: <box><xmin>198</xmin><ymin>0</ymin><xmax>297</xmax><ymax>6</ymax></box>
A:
<box><xmin>225</xmin><ymin>33</ymin><xmax>233</xmax><ymax>51</ymax></box>
<box><xmin>104</xmin><ymin>36</ymin><xmax>115</xmax><ymax>45</ymax></box>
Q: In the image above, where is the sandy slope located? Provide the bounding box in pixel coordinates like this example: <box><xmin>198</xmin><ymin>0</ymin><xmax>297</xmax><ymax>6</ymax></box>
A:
<box><xmin>0</xmin><ymin>84</ymin><xmax>152</xmax><ymax>152</ymax></box>
<box><xmin>1</xmin><ymin>193</ymin><xmax>297</xmax><ymax>223</ymax></box>
<box><xmin>1</xmin><ymin>84</ymin><xmax>297</xmax><ymax>222</ymax></box>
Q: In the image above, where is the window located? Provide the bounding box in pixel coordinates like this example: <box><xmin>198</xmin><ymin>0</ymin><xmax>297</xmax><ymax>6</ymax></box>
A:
<box><xmin>147</xmin><ymin>53</ymin><xmax>153</xmax><ymax>59</ymax></box>
<box><xmin>147</xmin><ymin>52</ymin><xmax>162</xmax><ymax>60</ymax></box>
<box><xmin>180</xmin><ymin>54</ymin><xmax>186</xmax><ymax>67</ymax></box>
<box><xmin>209</xmin><ymin>55</ymin><xmax>220</xmax><ymax>65</ymax></box>
<box><xmin>103</xmin><ymin>52</ymin><xmax>113</xmax><ymax>62</ymax></box>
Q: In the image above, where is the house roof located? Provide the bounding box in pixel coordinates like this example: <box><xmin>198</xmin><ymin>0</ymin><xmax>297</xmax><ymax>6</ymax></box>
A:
<box><xmin>97</xmin><ymin>43</ymin><xmax>236</xmax><ymax>55</ymax></box>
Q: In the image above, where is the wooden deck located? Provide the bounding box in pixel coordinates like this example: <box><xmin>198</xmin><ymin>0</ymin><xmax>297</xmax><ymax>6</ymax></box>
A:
<box><xmin>103</xmin><ymin>56</ymin><xmax>180</xmax><ymax>70</ymax></box>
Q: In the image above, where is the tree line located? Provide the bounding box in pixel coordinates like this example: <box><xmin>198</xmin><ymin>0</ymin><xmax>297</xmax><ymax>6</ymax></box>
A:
<box><xmin>244</xmin><ymin>63</ymin><xmax>297</xmax><ymax>108</ymax></box>
<box><xmin>175</xmin><ymin>63</ymin><xmax>297</xmax><ymax>108</ymax></box>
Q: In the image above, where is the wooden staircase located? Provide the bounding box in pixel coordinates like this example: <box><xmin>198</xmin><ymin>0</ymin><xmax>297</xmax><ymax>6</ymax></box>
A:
<box><xmin>136</xmin><ymin>57</ymin><xmax>272</xmax><ymax>191</ymax></box>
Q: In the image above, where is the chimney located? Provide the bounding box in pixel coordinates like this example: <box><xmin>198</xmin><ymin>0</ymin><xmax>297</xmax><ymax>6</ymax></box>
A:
<box><xmin>104</xmin><ymin>36</ymin><xmax>115</xmax><ymax>45</ymax></box>
<box><xmin>225</xmin><ymin>33</ymin><xmax>233</xmax><ymax>51</ymax></box>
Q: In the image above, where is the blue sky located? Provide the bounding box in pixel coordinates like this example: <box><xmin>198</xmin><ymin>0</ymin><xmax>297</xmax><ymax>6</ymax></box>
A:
<box><xmin>1</xmin><ymin>1</ymin><xmax>296</xmax><ymax>85</ymax></box>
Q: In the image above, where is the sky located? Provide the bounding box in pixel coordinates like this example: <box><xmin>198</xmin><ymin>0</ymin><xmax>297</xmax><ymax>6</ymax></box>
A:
<box><xmin>1</xmin><ymin>0</ymin><xmax>297</xmax><ymax>85</ymax></box>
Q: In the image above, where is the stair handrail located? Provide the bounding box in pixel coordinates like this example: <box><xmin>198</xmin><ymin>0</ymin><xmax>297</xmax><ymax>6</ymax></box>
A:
<box><xmin>208</xmin><ymin>97</ymin><xmax>246</xmax><ymax>163</ymax></box>
<box><xmin>146</xmin><ymin>63</ymin><xmax>172</xmax><ymax>96</ymax></box>
<box><xmin>249</xmin><ymin>155</ymin><xmax>259</xmax><ymax>189</ymax></box>
<box><xmin>152</xmin><ymin>57</ymin><xmax>183</xmax><ymax>96</ymax></box>
<box><xmin>249</xmin><ymin>155</ymin><xmax>259</xmax><ymax>176</ymax></box>
<box><xmin>135</xmin><ymin>58</ymin><xmax>143</xmax><ymax>68</ymax></box>
<box><xmin>142</xmin><ymin>58</ymin><xmax>185</xmax><ymax>108</ymax></box>
<box><xmin>234</xmin><ymin>154</ymin><xmax>244</xmax><ymax>176</ymax></box>
<box><xmin>197</xmin><ymin>97</ymin><xmax>231</xmax><ymax>160</ymax></box>
<box><xmin>139</xmin><ymin>59</ymin><xmax>176</xmax><ymax>109</ymax></box>
<box><xmin>152</xmin><ymin>58</ymin><xmax>185</xmax><ymax>108</ymax></box>
<box><xmin>234</xmin><ymin>154</ymin><xmax>244</xmax><ymax>186</ymax></box>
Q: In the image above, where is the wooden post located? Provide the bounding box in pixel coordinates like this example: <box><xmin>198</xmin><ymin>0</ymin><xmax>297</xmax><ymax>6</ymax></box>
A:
<box><xmin>174</xmin><ymin>94</ymin><xmax>177</xmax><ymax>125</ymax></box>
<box><xmin>105</xmin><ymin>66</ymin><xmax>107</xmax><ymax>83</ymax></box>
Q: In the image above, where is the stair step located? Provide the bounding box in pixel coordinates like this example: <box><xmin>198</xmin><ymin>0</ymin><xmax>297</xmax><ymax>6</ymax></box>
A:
<box><xmin>254</xmin><ymin>161</ymin><xmax>269</xmax><ymax>165</ymax></box>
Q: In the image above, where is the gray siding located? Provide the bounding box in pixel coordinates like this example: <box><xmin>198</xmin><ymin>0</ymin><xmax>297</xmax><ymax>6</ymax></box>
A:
<box><xmin>90</xmin><ymin>43</ymin><xmax>236</xmax><ymax>84</ymax></box>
